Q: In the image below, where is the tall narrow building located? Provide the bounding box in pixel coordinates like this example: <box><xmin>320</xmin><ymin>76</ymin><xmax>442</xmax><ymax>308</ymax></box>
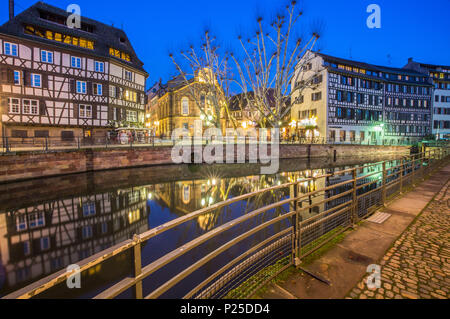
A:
<box><xmin>404</xmin><ymin>58</ymin><xmax>450</xmax><ymax>140</ymax></box>
<box><xmin>291</xmin><ymin>51</ymin><xmax>433</xmax><ymax>145</ymax></box>
<box><xmin>0</xmin><ymin>2</ymin><xmax>148</xmax><ymax>140</ymax></box>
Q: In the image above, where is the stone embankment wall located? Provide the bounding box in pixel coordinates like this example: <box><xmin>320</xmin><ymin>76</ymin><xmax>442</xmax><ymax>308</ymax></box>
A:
<box><xmin>0</xmin><ymin>144</ymin><xmax>409</xmax><ymax>183</ymax></box>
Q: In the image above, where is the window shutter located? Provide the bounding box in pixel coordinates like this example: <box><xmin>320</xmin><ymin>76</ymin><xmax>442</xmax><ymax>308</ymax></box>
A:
<box><xmin>39</xmin><ymin>100</ymin><xmax>47</xmax><ymax>116</ymax></box>
<box><xmin>117</xmin><ymin>107</ymin><xmax>121</xmax><ymax>121</ymax></box>
<box><xmin>42</xmin><ymin>74</ymin><xmax>48</xmax><ymax>89</ymax></box>
<box><xmin>69</xmin><ymin>79</ymin><xmax>75</xmax><ymax>93</ymax></box>
<box><xmin>23</xmin><ymin>70</ymin><xmax>29</xmax><ymax>86</ymax></box>
<box><xmin>92</xmin><ymin>105</ymin><xmax>97</xmax><ymax>119</ymax></box>
<box><xmin>108</xmin><ymin>106</ymin><xmax>113</xmax><ymax>120</ymax></box>
<box><xmin>87</xmin><ymin>81</ymin><xmax>93</xmax><ymax>95</ymax></box>
<box><xmin>6</xmin><ymin>69</ymin><xmax>14</xmax><ymax>84</ymax></box>
<box><xmin>0</xmin><ymin>68</ymin><xmax>7</xmax><ymax>83</ymax></box>
<box><xmin>73</xmin><ymin>104</ymin><xmax>79</xmax><ymax>118</ymax></box>
<box><xmin>1</xmin><ymin>97</ymin><xmax>7</xmax><ymax>113</ymax></box>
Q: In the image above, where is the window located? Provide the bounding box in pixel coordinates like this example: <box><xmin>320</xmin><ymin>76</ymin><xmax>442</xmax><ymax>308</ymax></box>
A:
<box><xmin>4</xmin><ymin>42</ymin><xmax>18</xmax><ymax>56</ymax></box>
<box><xmin>125</xmin><ymin>70</ymin><xmax>133</xmax><ymax>81</ymax></box>
<box><xmin>71</xmin><ymin>56</ymin><xmax>81</xmax><ymax>68</ymax></box>
<box><xmin>31</xmin><ymin>74</ymin><xmax>41</xmax><ymax>87</ymax></box>
<box><xmin>22</xmin><ymin>99</ymin><xmax>38</xmax><ymax>115</ymax></box>
<box><xmin>41</xmin><ymin>50</ymin><xmax>53</xmax><ymax>63</ymax></box>
<box><xmin>311</xmin><ymin>92</ymin><xmax>322</xmax><ymax>101</ymax></box>
<box><xmin>35</xmin><ymin>130</ymin><xmax>49</xmax><ymax>138</ymax></box>
<box><xmin>181</xmin><ymin>97</ymin><xmax>189</xmax><ymax>115</ymax></box>
<box><xmin>82</xmin><ymin>226</ymin><xmax>93</xmax><ymax>239</ymax></box>
<box><xmin>76</xmin><ymin>81</ymin><xmax>87</xmax><ymax>94</ymax></box>
<box><xmin>101</xmin><ymin>222</ymin><xmax>108</xmax><ymax>234</ymax></box>
<box><xmin>23</xmin><ymin>241</ymin><xmax>31</xmax><ymax>256</ymax></box>
<box><xmin>79</xmin><ymin>104</ymin><xmax>92</xmax><ymax>118</ymax></box>
<box><xmin>13</xmin><ymin>70</ymin><xmax>20</xmax><ymax>85</ymax></box>
<box><xmin>40</xmin><ymin>237</ymin><xmax>50</xmax><ymax>251</ymax></box>
<box><xmin>126</xmin><ymin>110</ymin><xmax>138</xmax><ymax>122</ymax></box>
<box><xmin>95</xmin><ymin>61</ymin><xmax>104</xmax><ymax>73</ymax></box>
<box><xmin>8</xmin><ymin>98</ymin><xmax>20</xmax><ymax>114</ymax></box>
<box><xmin>12</xmin><ymin>130</ymin><xmax>27</xmax><ymax>138</ymax></box>
<box><xmin>61</xmin><ymin>131</ymin><xmax>74</xmax><ymax>140</ymax></box>
<box><xmin>16</xmin><ymin>215</ymin><xmax>27</xmax><ymax>231</ymax></box>
<box><xmin>94</xmin><ymin>84</ymin><xmax>102</xmax><ymax>96</ymax></box>
<box><xmin>82</xmin><ymin>202</ymin><xmax>96</xmax><ymax>217</ymax></box>
<box><xmin>29</xmin><ymin>212</ymin><xmax>45</xmax><ymax>228</ymax></box>
<box><xmin>109</xmin><ymin>47</ymin><xmax>131</xmax><ymax>62</ymax></box>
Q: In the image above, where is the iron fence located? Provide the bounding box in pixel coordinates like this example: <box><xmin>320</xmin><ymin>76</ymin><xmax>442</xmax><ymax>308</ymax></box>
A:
<box><xmin>3</xmin><ymin>147</ymin><xmax>449</xmax><ymax>299</ymax></box>
<box><xmin>0</xmin><ymin>135</ymin><xmax>427</xmax><ymax>153</ymax></box>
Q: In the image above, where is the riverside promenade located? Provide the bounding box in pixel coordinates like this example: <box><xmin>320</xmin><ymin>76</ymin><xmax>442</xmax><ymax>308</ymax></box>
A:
<box><xmin>258</xmin><ymin>162</ymin><xmax>450</xmax><ymax>299</ymax></box>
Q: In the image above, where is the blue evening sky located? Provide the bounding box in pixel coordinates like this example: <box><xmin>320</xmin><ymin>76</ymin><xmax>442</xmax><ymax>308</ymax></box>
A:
<box><xmin>2</xmin><ymin>0</ymin><xmax>449</xmax><ymax>89</ymax></box>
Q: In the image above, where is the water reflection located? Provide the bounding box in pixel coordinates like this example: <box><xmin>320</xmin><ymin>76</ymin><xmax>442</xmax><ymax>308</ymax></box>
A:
<box><xmin>0</xmin><ymin>156</ymin><xmax>398</xmax><ymax>298</ymax></box>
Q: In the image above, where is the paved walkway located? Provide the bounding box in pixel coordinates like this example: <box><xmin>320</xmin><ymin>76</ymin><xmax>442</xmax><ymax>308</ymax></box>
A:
<box><xmin>349</xmin><ymin>180</ymin><xmax>450</xmax><ymax>299</ymax></box>
<box><xmin>258</xmin><ymin>162</ymin><xmax>450</xmax><ymax>299</ymax></box>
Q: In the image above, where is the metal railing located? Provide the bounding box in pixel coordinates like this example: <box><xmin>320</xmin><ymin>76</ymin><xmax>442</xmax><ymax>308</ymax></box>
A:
<box><xmin>0</xmin><ymin>135</ymin><xmax>424</xmax><ymax>153</ymax></box>
<box><xmin>4</xmin><ymin>147</ymin><xmax>449</xmax><ymax>299</ymax></box>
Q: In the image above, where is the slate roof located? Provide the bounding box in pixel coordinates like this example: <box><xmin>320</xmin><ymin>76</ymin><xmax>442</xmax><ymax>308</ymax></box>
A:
<box><xmin>0</xmin><ymin>1</ymin><xmax>147</xmax><ymax>74</ymax></box>
<box><xmin>316</xmin><ymin>52</ymin><xmax>427</xmax><ymax>77</ymax></box>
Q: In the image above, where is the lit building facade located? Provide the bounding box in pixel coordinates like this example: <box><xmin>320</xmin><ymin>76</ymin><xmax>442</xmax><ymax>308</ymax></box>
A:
<box><xmin>404</xmin><ymin>58</ymin><xmax>450</xmax><ymax>140</ymax></box>
<box><xmin>0</xmin><ymin>2</ymin><xmax>147</xmax><ymax>140</ymax></box>
<box><xmin>291</xmin><ymin>51</ymin><xmax>433</xmax><ymax>145</ymax></box>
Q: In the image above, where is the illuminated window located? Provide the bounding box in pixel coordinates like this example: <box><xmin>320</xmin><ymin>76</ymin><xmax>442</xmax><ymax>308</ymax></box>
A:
<box><xmin>128</xmin><ymin>210</ymin><xmax>140</xmax><ymax>224</ymax></box>
<box><xmin>181</xmin><ymin>97</ymin><xmax>189</xmax><ymax>115</ymax></box>
<box><xmin>22</xmin><ymin>99</ymin><xmax>38</xmax><ymax>115</ymax></box>
<box><xmin>24</xmin><ymin>25</ymin><xmax>94</xmax><ymax>50</ymax></box>
<box><xmin>79</xmin><ymin>104</ymin><xmax>92</xmax><ymax>118</ymax></box>
<box><xmin>8</xmin><ymin>97</ymin><xmax>20</xmax><ymax>114</ymax></box>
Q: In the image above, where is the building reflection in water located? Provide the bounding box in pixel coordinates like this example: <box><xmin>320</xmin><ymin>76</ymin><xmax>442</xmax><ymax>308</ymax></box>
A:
<box><xmin>0</xmin><ymin>161</ymin><xmax>390</xmax><ymax>297</ymax></box>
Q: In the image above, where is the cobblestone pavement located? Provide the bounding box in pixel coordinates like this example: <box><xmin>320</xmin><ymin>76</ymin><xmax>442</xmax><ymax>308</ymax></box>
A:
<box><xmin>349</xmin><ymin>181</ymin><xmax>450</xmax><ymax>299</ymax></box>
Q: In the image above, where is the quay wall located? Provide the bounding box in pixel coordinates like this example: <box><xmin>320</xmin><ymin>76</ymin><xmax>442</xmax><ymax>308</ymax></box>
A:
<box><xmin>0</xmin><ymin>144</ymin><xmax>409</xmax><ymax>183</ymax></box>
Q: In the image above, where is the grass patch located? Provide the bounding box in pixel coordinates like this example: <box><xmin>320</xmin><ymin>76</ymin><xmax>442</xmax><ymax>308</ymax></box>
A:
<box><xmin>224</xmin><ymin>256</ymin><xmax>291</xmax><ymax>299</ymax></box>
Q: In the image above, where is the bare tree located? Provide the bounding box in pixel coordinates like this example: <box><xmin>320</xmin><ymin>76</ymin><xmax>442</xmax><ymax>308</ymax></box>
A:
<box><xmin>169</xmin><ymin>31</ymin><xmax>236</xmax><ymax>131</ymax></box>
<box><xmin>230</xmin><ymin>0</ymin><xmax>320</xmax><ymax>128</ymax></box>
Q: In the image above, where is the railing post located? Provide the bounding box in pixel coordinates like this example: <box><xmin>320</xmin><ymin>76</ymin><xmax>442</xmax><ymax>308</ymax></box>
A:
<box><xmin>290</xmin><ymin>183</ymin><xmax>300</xmax><ymax>267</ymax></box>
<box><xmin>382</xmin><ymin>161</ymin><xmax>387</xmax><ymax>206</ymax></box>
<box><xmin>45</xmin><ymin>137</ymin><xmax>48</xmax><ymax>151</ymax></box>
<box><xmin>411</xmin><ymin>155</ymin><xmax>416</xmax><ymax>185</ymax></box>
<box><xmin>77</xmin><ymin>137</ymin><xmax>80</xmax><ymax>149</ymax></box>
<box><xmin>352</xmin><ymin>168</ymin><xmax>358</xmax><ymax>226</ymax></box>
<box><xmin>132</xmin><ymin>234</ymin><xmax>143</xmax><ymax>299</ymax></box>
<box><xmin>399</xmin><ymin>158</ymin><xmax>404</xmax><ymax>194</ymax></box>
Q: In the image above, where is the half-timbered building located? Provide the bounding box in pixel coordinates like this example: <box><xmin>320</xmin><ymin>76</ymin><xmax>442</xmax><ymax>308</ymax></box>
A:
<box><xmin>404</xmin><ymin>58</ymin><xmax>450</xmax><ymax>140</ymax></box>
<box><xmin>0</xmin><ymin>2</ymin><xmax>148</xmax><ymax>140</ymax></box>
<box><xmin>291</xmin><ymin>51</ymin><xmax>433</xmax><ymax>145</ymax></box>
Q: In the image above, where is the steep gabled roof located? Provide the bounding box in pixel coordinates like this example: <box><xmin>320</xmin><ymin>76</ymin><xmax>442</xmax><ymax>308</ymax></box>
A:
<box><xmin>0</xmin><ymin>1</ymin><xmax>147</xmax><ymax>74</ymax></box>
<box><xmin>316</xmin><ymin>52</ymin><xmax>427</xmax><ymax>77</ymax></box>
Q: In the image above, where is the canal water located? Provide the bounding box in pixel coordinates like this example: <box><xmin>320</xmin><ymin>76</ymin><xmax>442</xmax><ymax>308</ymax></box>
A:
<box><xmin>0</xmin><ymin>155</ymin><xmax>396</xmax><ymax>298</ymax></box>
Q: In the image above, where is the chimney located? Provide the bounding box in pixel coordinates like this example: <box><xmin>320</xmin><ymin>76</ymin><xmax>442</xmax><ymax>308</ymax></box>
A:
<box><xmin>408</xmin><ymin>57</ymin><xmax>413</xmax><ymax>63</ymax></box>
<box><xmin>9</xmin><ymin>0</ymin><xmax>14</xmax><ymax>20</ymax></box>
